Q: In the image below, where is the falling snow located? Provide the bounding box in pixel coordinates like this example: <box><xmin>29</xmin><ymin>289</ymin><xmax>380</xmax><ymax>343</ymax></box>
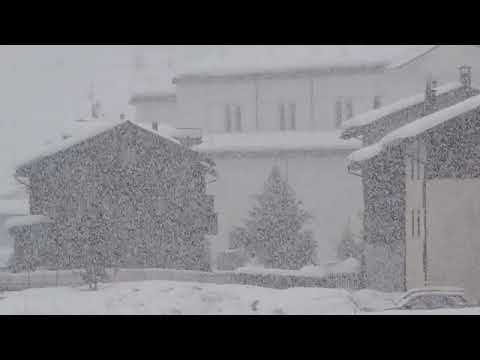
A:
<box><xmin>2</xmin><ymin>45</ymin><xmax>480</xmax><ymax>314</ymax></box>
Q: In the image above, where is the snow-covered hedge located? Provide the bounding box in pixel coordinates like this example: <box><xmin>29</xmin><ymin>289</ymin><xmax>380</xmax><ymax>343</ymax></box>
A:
<box><xmin>0</xmin><ymin>265</ymin><xmax>364</xmax><ymax>292</ymax></box>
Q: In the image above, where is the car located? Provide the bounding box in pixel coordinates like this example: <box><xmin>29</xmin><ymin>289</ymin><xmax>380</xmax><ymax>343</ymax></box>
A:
<box><xmin>384</xmin><ymin>287</ymin><xmax>471</xmax><ymax>311</ymax></box>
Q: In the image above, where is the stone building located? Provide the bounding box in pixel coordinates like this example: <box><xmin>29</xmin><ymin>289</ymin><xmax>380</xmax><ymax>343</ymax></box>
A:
<box><xmin>8</xmin><ymin>120</ymin><xmax>217</xmax><ymax>272</ymax></box>
<box><xmin>344</xmin><ymin>67</ymin><xmax>480</xmax><ymax>294</ymax></box>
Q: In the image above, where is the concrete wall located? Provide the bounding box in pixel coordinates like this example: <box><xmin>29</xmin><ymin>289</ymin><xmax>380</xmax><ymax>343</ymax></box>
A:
<box><xmin>426</xmin><ymin>179</ymin><xmax>480</xmax><ymax>302</ymax></box>
<box><xmin>206</xmin><ymin>151</ymin><xmax>363</xmax><ymax>265</ymax></box>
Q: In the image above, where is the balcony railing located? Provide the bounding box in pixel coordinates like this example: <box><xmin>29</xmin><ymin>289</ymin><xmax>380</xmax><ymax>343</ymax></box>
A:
<box><xmin>173</xmin><ymin>128</ymin><xmax>203</xmax><ymax>147</ymax></box>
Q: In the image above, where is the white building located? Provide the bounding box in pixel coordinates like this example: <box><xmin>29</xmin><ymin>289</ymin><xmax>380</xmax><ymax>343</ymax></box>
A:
<box><xmin>130</xmin><ymin>45</ymin><xmax>480</xmax><ymax>267</ymax></box>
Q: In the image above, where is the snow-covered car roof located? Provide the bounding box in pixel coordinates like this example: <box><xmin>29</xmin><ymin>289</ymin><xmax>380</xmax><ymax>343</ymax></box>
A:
<box><xmin>401</xmin><ymin>287</ymin><xmax>465</xmax><ymax>298</ymax></box>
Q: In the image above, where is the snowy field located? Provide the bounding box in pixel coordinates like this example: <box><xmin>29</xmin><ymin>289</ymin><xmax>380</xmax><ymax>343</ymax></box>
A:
<box><xmin>1</xmin><ymin>280</ymin><xmax>479</xmax><ymax>315</ymax></box>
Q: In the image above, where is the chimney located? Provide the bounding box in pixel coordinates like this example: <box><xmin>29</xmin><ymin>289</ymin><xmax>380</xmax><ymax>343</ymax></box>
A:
<box><xmin>460</xmin><ymin>65</ymin><xmax>472</xmax><ymax>88</ymax></box>
<box><xmin>120</xmin><ymin>113</ymin><xmax>126</xmax><ymax>121</ymax></box>
<box><xmin>152</xmin><ymin>122</ymin><xmax>159</xmax><ymax>131</ymax></box>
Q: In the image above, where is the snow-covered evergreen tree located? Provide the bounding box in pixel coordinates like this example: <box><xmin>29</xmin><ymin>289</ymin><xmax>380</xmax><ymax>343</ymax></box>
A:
<box><xmin>231</xmin><ymin>166</ymin><xmax>316</xmax><ymax>270</ymax></box>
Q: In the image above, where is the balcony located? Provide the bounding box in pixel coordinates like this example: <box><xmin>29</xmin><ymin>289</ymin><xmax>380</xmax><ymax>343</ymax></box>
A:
<box><xmin>173</xmin><ymin>128</ymin><xmax>203</xmax><ymax>147</ymax></box>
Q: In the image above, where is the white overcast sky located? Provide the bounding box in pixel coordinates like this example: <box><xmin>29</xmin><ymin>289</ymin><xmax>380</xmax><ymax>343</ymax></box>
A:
<box><xmin>0</xmin><ymin>45</ymin><xmax>415</xmax><ymax>182</ymax></box>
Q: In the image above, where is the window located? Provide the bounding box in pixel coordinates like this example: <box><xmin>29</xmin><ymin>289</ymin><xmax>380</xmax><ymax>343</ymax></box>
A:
<box><xmin>279</xmin><ymin>103</ymin><xmax>296</xmax><ymax>131</ymax></box>
<box><xmin>335</xmin><ymin>98</ymin><xmax>343</xmax><ymax>129</ymax></box>
<box><xmin>411</xmin><ymin>157</ymin><xmax>415</xmax><ymax>180</ymax></box>
<box><xmin>226</xmin><ymin>105</ymin><xmax>242</xmax><ymax>133</ymax></box>
<box><xmin>225</xmin><ymin>105</ymin><xmax>232</xmax><ymax>132</ymax></box>
<box><xmin>417</xmin><ymin>210</ymin><xmax>421</xmax><ymax>238</ymax></box>
<box><xmin>335</xmin><ymin>98</ymin><xmax>355</xmax><ymax>128</ymax></box>
<box><xmin>411</xmin><ymin>209</ymin><xmax>415</xmax><ymax>238</ymax></box>
<box><xmin>373</xmin><ymin>96</ymin><xmax>382</xmax><ymax>109</ymax></box>
<box><xmin>345</xmin><ymin>98</ymin><xmax>354</xmax><ymax>120</ymax></box>
<box><xmin>417</xmin><ymin>146</ymin><xmax>421</xmax><ymax>180</ymax></box>
<box><xmin>279</xmin><ymin>104</ymin><xmax>286</xmax><ymax>131</ymax></box>
<box><xmin>289</xmin><ymin>103</ymin><xmax>296</xmax><ymax>130</ymax></box>
<box><xmin>234</xmin><ymin>106</ymin><xmax>242</xmax><ymax>132</ymax></box>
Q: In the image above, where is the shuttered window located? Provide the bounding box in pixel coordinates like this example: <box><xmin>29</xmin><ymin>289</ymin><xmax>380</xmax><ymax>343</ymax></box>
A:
<box><xmin>226</xmin><ymin>105</ymin><xmax>242</xmax><ymax>133</ymax></box>
<box><xmin>335</xmin><ymin>99</ymin><xmax>343</xmax><ymax>129</ymax></box>
<box><xmin>279</xmin><ymin>104</ymin><xmax>286</xmax><ymax>131</ymax></box>
<box><xmin>225</xmin><ymin>105</ymin><xmax>232</xmax><ymax>132</ymax></box>
<box><xmin>345</xmin><ymin>98</ymin><xmax>354</xmax><ymax>119</ymax></box>
<box><xmin>234</xmin><ymin>105</ymin><xmax>242</xmax><ymax>132</ymax></box>
<box><xmin>289</xmin><ymin>103</ymin><xmax>296</xmax><ymax>130</ymax></box>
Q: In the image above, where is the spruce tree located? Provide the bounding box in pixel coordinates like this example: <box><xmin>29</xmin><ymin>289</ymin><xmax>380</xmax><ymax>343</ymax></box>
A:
<box><xmin>234</xmin><ymin>166</ymin><xmax>317</xmax><ymax>270</ymax></box>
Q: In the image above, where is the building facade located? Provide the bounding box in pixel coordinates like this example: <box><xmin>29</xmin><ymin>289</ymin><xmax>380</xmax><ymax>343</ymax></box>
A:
<box><xmin>9</xmin><ymin>121</ymin><xmax>217</xmax><ymax>272</ymax></box>
<box><xmin>346</xmin><ymin>67</ymin><xmax>480</xmax><ymax>298</ymax></box>
<box><xmin>130</xmin><ymin>45</ymin><xmax>480</xmax><ymax>267</ymax></box>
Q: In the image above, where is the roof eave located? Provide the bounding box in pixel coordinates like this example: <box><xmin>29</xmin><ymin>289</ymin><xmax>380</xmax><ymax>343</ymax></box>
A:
<box><xmin>129</xmin><ymin>94</ymin><xmax>176</xmax><ymax>105</ymax></box>
<box><xmin>174</xmin><ymin>63</ymin><xmax>388</xmax><ymax>84</ymax></box>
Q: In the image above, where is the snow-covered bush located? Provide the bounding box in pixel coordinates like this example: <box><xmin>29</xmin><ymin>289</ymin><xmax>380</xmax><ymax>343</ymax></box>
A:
<box><xmin>216</xmin><ymin>248</ymin><xmax>248</xmax><ymax>271</ymax></box>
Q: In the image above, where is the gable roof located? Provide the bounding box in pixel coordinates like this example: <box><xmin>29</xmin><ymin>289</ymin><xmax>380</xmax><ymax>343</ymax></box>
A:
<box><xmin>347</xmin><ymin>93</ymin><xmax>480</xmax><ymax>168</ymax></box>
<box><xmin>15</xmin><ymin>120</ymin><xmax>180</xmax><ymax>176</ymax></box>
<box><xmin>173</xmin><ymin>46</ymin><xmax>410</xmax><ymax>83</ymax></box>
<box><xmin>388</xmin><ymin>45</ymin><xmax>480</xmax><ymax>70</ymax></box>
<box><xmin>387</xmin><ymin>45</ymin><xmax>439</xmax><ymax>69</ymax></box>
<box><xmin>342</xmin><ymin>81</ymin><xmax>464</xmax><ymax>133</ymax></box>
<box><xmin>129</xmin><ymin>91</ymin><xmax>176</xmax><ymax>105</ymax></box>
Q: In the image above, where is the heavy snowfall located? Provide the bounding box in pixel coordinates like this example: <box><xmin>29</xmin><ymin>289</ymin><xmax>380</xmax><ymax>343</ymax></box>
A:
<box><xmin>1</xmin><ymin>45</ymin><xmax>480</xmax><ymax>315</ymax></box>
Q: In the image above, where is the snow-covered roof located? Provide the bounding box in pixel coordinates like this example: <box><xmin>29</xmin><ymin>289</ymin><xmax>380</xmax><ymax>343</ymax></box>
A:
<box><xmin>387</xmin><ymin>45</ymin><xmax>480</xmax><ymax>70</ymax></box>
<box><xmin>4</xmin><ymin>215</ymin><xmax>52</xmax><ymax>230</ymax></box>
<box><xmin>0</xmin><ymin>177</ymin><xmax>28</xmax><ymax>199</ymax></box>
<box><xmin>129</xmin><ymin>91</ymin><xmax>176</xmax><ymax>105</ymax></box>
<box><xmin>347</xmin><ymin>93</ymin><xmax>480</xmax><ymax>166</ymax></box>
<box><xmin>195</xmin><ymin>130</ymin><xmax>361</xmax><ymax>154</ymax></box>
<box><xmin>342</xmin><ymin>81</ymin><xmax>463</xmax><ymax>130</ymax></box>
<box><xmin>174</xmin><ymin>46</ymin><xmax>404</xmax><ymax>82</ymax></box>
<box><xmin>0</xmin><ymin>199</ymin><xmax>29</xmax><ymax>216</ymax></box>
<box><xmin>16</xmin><ymin>120</ymin><xmax>180</xmax><ymax>173</ymax></box>
<box><xmin>387</xmin><ymin>45</ymin><xmax>438</xmax><ymax>69</ymax></box>
<box><xmin>347</xmin><ymin>143</ymin><xmax>384</xmax><ymax>167</ymax></box>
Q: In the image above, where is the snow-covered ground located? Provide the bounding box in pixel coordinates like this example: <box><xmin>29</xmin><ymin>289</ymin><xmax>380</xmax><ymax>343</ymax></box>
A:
<box><xmin>1</xmin><ymin>279</ymin><xmax>478</xmax><ymax>315</ymax></box>
<box><xmin>0</xmin><ymin>280</ymin><xmax>358</xmax><ymax>315</ymax></box>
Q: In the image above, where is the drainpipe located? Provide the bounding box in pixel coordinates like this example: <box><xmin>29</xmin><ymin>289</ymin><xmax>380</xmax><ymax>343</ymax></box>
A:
<box><xmin>310</xmin><ymin>78</ymin><xmax>315</xmax><ymax>130</ymax></box>
<box><xmin>254</xmin><ymin>77</ymin><xmax>259</xmax><ymax>131</ymax></box>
